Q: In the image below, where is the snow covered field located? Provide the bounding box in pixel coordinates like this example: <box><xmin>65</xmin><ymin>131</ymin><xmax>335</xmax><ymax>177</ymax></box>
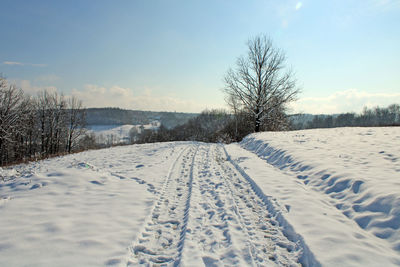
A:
<box><xmin>87</xmin><ymin>124</ymin><xmax>136</xmax><ymax>144</ymax></box>
<box><xmin>236</xmin><ymin>127</ymin><xmax>400</xmax><ymax>266</ymax></box>
<box><xmin>88</xmin><ymin>122</ymin><xmax>160</xmax><ymax>145</ymax></box>
<box><xmin>0</xmin><ymin>127</ymin><xmax>399</xmax><ymax>266</ymax></box>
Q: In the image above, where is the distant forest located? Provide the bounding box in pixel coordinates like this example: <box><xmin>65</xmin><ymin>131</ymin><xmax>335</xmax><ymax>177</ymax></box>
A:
<box><xmin>86</xmin><ymin>108</ymin><xmax>198</xmax><ymax>129</ymax></box>
<box><xmin>87</xmin><ymin>105</ymin><xmax>400</xmax><ymax>133</ymax></box>
<box><xmin>290</xmin><ymin>104</ymin><xmax>400</xmax><ymax>130</ymax></box>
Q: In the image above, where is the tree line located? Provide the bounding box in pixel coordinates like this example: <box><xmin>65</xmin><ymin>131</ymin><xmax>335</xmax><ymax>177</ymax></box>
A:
<box><xmin>292</xmin><ymin>104</ymin><xmax>400</xmax><ymax>130</ymax></box>
<box><xmin>130</xmin><ymin>109</ymin><xmax>234</xmax><ymax>144</ymax></box>
<box><xmin>0</xmin><ymin>77</ymin><xmax>87</xmax><ymax>166</ymax></box>
<box><xmin>129</xmin><ymin>108</ymin><xmax>291</xmax><ymax>145</ymax></box>
<box><xmin>86</xmin><ymin>108</ymin><xmax>197</xmax><ymax>129</ymax></box>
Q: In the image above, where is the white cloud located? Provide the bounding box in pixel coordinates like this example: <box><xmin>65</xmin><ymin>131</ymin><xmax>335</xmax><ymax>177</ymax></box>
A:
<box><xmin>295</xmin><ymin>2</ymin><xmax>303</xmax><ymax>10</ymax></box>
<box><xmin>71</xmin><ymin>84</ymin><xmax>213</xmax><ymax>112</ymax></box>
<box><xmin>2</xmin><ymin>61</ymin><xmax>47</xmax><ymax>67</ymax></box>
<box><xmin>291</xmin><ymin>89</ymin><xmax>400</xmax><ymax>114</ymax></box>
<box><xmin>13</xmin><ymin>79</ymin><xmax>57</xmax><ymax>95</ymax></box>
<box><xmin>3</xmin><ymin>61</ymin><xmax>24</xmax><ymax>66</ymax></box>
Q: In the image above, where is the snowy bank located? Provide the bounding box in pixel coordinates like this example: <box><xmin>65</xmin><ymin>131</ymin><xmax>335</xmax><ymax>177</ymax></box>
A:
<box><xmin>235</xmin><ymin>127</ymin><xmax>400</xmax><ymax>266</ymax></box>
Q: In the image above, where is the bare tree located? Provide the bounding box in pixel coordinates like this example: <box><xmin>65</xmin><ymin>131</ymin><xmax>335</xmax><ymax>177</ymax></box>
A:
<box><xmin>224</xmin><ymin>35</ymin><xmax>299</xmax><ymax>132</ymax></box>
<box><xmin>36</xmin><ymin>90</ymin><xmax>59</xmax><ymax>155</ymax></box>
<box><xmin>225</xmin><ymin>94</ymin><xmax>241</xmax><ymax>140</ymax></box>
<box><xmin>66</xmin><ymin>96</ymin><xmax>86</xmax><ymax>153</ymax></box>
<box><xmin>0</xmin><ymin>78</ymin><xmax>26</xmax><ymax>164</ymax></box>
<box><xmin>0</xmin><ymin>77</ymin><xmax>89</xmax><ymax>166</ymax></box>
<box><xmin>20</xmin><ymin>96</ymin><xmax>38</xmax><ymax>157</ymax></box>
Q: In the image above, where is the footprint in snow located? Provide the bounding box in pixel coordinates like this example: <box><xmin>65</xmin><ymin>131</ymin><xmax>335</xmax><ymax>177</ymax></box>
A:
<box><xmin>0</xmin><ymin>196</ymin><xmax>11</xmax><ymax>206</ymax></box>
<box><xmin>202</xmin><ymin>256</ymin><xmax>219</xmax><ymax>267</ymax></box>
<box><xmin>104</xmin><ymin>258</ymin><xmax>120</xmax><ymax>266</ymax></box>
<box><xmin>30</xmin><ymin>182</ymin><xmax>48</xmax><ymax>190</ymax></box>
<box><xmin>73</xmin><ymin>162</ymin><xmax>95</xmax><ymax>170</ymax></box>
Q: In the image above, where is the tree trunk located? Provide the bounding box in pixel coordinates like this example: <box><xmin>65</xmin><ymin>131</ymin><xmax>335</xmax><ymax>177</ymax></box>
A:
<box><xmin>255</xmin><ymin>108</ymin><xmax>261</xmax><ymax>132</ymax></box>
<box><xmin>0</xmin><ymin>139</ymin><xmax>3</xmax><ymax>166</ymax></box>
<box><xmin>67</xmin><ymin>130</ymin><xmax>73</xmax><ymax>153</ymax></box>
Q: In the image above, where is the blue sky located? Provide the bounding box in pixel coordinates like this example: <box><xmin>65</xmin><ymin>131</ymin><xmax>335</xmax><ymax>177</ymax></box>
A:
<box><xmin>1</xmin><ymin>0</ymin><xmax>399</xmax><ymax>113</ymax></box>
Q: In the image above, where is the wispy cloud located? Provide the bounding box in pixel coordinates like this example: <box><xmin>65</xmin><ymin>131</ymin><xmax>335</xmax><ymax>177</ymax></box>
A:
<box><xmin>3</xmin><ymin>61</ymin><xmax>24</xmax><ymax>66</ymax></box>
<box><xmin>3</xmin><ymin>61</ymin><xmax>47</xmax><ymax>67</ymax></box>
<box><xmin>295</xmin><ymin>2</ymin><xmax>303</xmax><ymax>10</ymax></box>
<box><xmin>291</xmin><ymin>89</ymin><xmax>400</xmax><ymax>114</ymax></box>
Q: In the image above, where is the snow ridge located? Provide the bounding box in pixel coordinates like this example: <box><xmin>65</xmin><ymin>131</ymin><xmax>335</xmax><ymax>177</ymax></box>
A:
<box><xmin>241</xmin><ymin>128</ymin><xmax>400</xmax><ymax>263</ymax></box>
<box><xmin>222</xmin><ymin>145</ymin><xmax>320</xmax><ymax>266</ymax></box>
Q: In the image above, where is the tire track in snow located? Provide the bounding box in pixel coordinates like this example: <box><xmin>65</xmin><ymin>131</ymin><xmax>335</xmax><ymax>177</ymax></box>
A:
<box><xmin>126</xmin><ymin>143</ymin><xmax>198</xmax><ymax>266</ymax></box>
<box><xmin>216</xmin><ymin>144</ymin><xmax>301</xmax><ymax>266</ymax></box>
<box><xmin>182</xmin><ymin>144</ymin><xmax>303</xmax><ymax>266</ymax></box>
<box><xmin>127</xmin><ymin>143</ymin><xmax>313</xmax><ymax>266</ymax></box>
<box><xmin>182</xmin><ymin>145</ymin><xmax>249</xmax><ymax>266</ymax></box>
<box><xmin>221</xmin><ymin>144</ymin><xmax>319</xmax><ymax>266</ymax></box>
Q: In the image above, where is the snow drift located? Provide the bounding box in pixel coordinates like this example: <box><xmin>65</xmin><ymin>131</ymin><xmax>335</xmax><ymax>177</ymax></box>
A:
<box><xmin>238</xmin><ymin>127</ymin><xmax>400</xmax><ymax>265</ymax></box>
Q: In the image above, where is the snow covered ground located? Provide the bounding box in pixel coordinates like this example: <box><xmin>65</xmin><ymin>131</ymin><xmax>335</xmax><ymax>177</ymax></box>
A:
<box><xmin>87</xmin><ymin>122</ymin><xmax>160</xmax><ymax>145</ymax></box>
<box><xmin>0</xmin><ymin>127</ymin><xmax>399</xmax><ymax>266</ymax></box>
<box><xmin>234</xmin><ymin>127</ymin><xmax>400</xmax><ymax>266</ymax></box>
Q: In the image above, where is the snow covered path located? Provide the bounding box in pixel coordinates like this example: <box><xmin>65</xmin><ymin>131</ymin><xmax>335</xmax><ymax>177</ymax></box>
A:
<box><xmin>127</xmin><ymin>143</ymin><xmax>313</xmax><ymax>266</ymax></box>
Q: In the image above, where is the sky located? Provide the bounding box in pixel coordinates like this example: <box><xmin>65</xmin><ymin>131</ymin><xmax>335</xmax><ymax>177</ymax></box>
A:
<box><xmin>0</xmin><ymin>0</ymin><xmax>399</xmax><ymax>114</ymax></box>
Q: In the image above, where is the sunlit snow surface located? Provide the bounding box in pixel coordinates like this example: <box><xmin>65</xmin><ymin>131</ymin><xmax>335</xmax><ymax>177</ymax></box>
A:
<box><xmin>0</xmin><ymin>143</ymin><xmax>179</xmax><ymax>266</ymax></box>
<box><xmin>236</xmin><ymin>127</ymin><xmax>400</xmax><ymax>266</ymax></box>
<box><xmin>0</xmin><ymin>127</ymin><xmax>399</xmax><ymax>266</ymax></box>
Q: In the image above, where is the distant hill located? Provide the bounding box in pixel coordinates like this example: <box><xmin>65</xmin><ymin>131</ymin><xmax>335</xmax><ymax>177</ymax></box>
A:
<box><xmin>85</xmin><ymin>108</ymin><xmax>198</xmax><ymax>129</ymax></box>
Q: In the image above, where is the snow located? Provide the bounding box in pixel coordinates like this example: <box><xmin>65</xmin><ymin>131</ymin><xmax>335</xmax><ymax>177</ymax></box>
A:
<box><xmin>128</xmin><ymin>144</ymin><xmax>312</xmax><ymax>266</ymax></box>
<box><xmin>0</xmin><ymin>143</ymin><xmax>184</xmax><ymax>266</ymax></box>
<box><xmin>236</xmin><ymin>127</ymin><xmax>400</xmax><ymax>266</ymax></box>
<box><xmin>0</xmin><ymin>127</ymin><xmax>399</xmax><ymax>266</ymax></box>
<box><xmin>87</xmin><ymin>122</ymin><xmax>160</xmax><ymax>144</ymax></box>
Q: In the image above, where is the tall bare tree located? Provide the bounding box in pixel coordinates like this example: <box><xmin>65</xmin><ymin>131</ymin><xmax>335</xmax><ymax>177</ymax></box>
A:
<box><xmin>0</xmin><ymin>78</ymin><xmax>26</xmax><ymax>164</ymax></box>
<box><xmin>224</xmin><ymin>35</ymin><xmax>299</xmax><ymax>132</ymax></box>
<box><xmin>66</xmin><ymin>96</ymin><xmax>86</xmax><ymax>153</ymax></box>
